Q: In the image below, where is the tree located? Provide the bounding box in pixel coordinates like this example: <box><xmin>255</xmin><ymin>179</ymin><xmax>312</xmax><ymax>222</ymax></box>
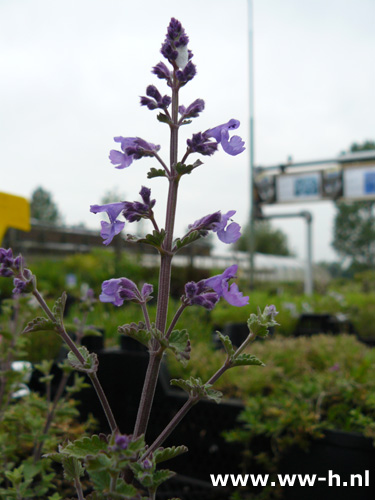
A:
<box><xmin>235</xmin><ymin>219</ymin><xmax>292</xmax><ymax>256</ymax></box>
<box><xmin>332</xmin><ymin>141</ymin><xmax>375</xmax><ymax>270</ymax></box>
<box><xmin>30</xmin><ymin>187</ymin><xmax>62</xmax><ymax>225</ymax></box>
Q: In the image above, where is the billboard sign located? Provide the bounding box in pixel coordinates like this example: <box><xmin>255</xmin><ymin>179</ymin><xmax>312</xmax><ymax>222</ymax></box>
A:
<box><xmin>276</xmin><ymin>172</ymin><xmax>322</xmax><ymax>203</ymax></box>
<box><xmin>343</xmin><ymin>165</ymin><xmax>375</xmax><ymax>199</ymax></box>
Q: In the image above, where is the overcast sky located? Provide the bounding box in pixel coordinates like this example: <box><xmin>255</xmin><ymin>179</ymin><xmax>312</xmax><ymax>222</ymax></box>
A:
<box><xmin>1</xmin><ymin>0</ymin><xmax>374</xmax><ymax>262</ymax></box>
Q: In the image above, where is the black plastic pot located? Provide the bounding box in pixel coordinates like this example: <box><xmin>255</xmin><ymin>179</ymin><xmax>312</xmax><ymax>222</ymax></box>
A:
<box><xmin>279</xmin><ymin>429</ymin><xmax>375</xmax><ymax>500</ymax></box>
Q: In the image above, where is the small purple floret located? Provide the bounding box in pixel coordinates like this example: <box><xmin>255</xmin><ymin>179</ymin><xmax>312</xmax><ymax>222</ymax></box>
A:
<box><xmin>123</xmin><ymin>186</ymin><xmax>156</xmax><ymax>223</ymax></box>
<box><xmin>109</xmin><ymin>137</ymin><xmax>160</xmax><ymax>169</ymax></box>
<box><xmin>90</xmin><ymin>202</ymin><xmax>126</xmax><ymax>245</ymax></box>
<box><xmin>187</xmin><ymin>132</ymin><xmax>218</xmax><ymax>156</ymax></box>
<box><xmin>189</xmin><ymin>210</ymin><xmax>241</xmax><ymax>244</ymax></box>
<box><xmin>100</xmin><ymin>278</ymin><xmax>153</xmax><ymax>307</ymax></box>
<box><xmin>205</xmin><ymin>119</ymin><xmax>245</xmax><ymax>156</ymax></box>
<box><xmin>115</xmin><ymin>434</ymin><xmax>130</xmax><ymax>450</ymax></box>
<box><xmin>205</xmin><ymin>265</ymin><xmax>249</xmax><ymax>307</ymax></box>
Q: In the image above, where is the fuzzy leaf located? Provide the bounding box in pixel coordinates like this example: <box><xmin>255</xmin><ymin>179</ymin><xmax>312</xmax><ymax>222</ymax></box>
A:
<box><xmin>175</xmin><ymin>159</ymin><xmax>203</xmax><ymax>176</ymax></box>
<box><xmin>216</xmin><ymin>332</ymin><xmax>236</xmax><ymax>357</ymax></box>
<box><xmin>173</xmin><ymin>230</ymin><xmax>201</xmax><ymax>251</ymax></box>
<box><xmin>147</xmin><ymin>167</ymin><xmax>166</xmax><ymax>179</ymax></box>
<box><xmin>167</xmin><ymin>330</ymin><xmax>191</xmax><ymax>366</ymax></box>
<box><xmin>154</xmin><ymin>446</ymin><xmax>188</xmax><ymax>464</ymax></box>
<box><xmin>61</xmin><ymin>456</ymin><xmax>85</xmax><ymax>481</ymax></box>
<box><xmin>67</xmin><ymin>346</ymin><xmax>99</xmax><ymax>374</ymax></box>
<box><xmin>205</xmin><ymin>386</ymin><xmax>223</xmax><ymax>404</ymax></box>
<box><xmin>61</xmin><ymin>435</ymin><xmax>108</xmax><ymax>459</ymax></box>
<box><xmin>126</xmin><ymin>229</ymin><xmax>166</xmax><ymax>250</ymax></box>
<box><xmin>118</xmin><ymin>322</ymin><xmax>152</xmax><ymax>347</ymax></box>
<box><xmin>52</xmin><ymin>292</ymin><xmax>67</xmax><ymax>324</ymax></box>
<box><xmin>22</xmin><ymin>316</ymin><xmax>56</xmax><ymax>334</ymax></box>
<box><xmin>157</xmin><ymin>112</ymin><xmax>170</xmax><ymax>124</ymax></box>
<box><xmin>152</xmin><ymin>469</ymin><xmax>176</xmax><ymax>488</ymax></box>
<box><xmin>232</xmin><ymin>353</ymin><xmax>265</xmax><ymax>367</ymax></box>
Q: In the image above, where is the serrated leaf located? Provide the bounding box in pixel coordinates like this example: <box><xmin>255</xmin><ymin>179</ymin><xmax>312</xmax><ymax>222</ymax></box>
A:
<box><xmin>216</xmin><ymin>332</ymin><xmax>235</xmax><ymax>357</ymax></box>
<box><xmin>170</xmin><ymin>376</ymin><xmax>205</xmax><ymax>398</ymax></box>
<box><xmin>61</xmin><ymin>435</ymin><xmax>108</xmax><ymax>459</ymax></box>
<box><xmin>22</xmin><ymin>316</ymin><xmax>55</xmax><ymax>334</ymax></box>
<box><xmin>232</xmin><ymin>353</ymin><xmax>265</xmax><ymax>367</ymax></box>
<box><xmin>152</xmin><ymin>469</ymin><xmax>176</xmax><ymax>487</ymax></box>
<box><xmin>67</xmin><ymin>346</ymin><xmax>99</xmax><ymax>374</ymax></box>
<box><xmin>167</xmin><ymin>330</ymin><xmax>191</xmax><ymax>366</ymax></box>
<box><xmin>118</xmin><ymin>322</ymin><xmax>152</xmax><ymax>347</ymax></box>
<box><xmin>147</xmin><ymin>167</ymin><xmax>166</xmax><ymax>179</ymax></box>
<box><xmin>52</xmin><ymin>292</ymin><xmax>67</xmax><ymax>324</ymax></box>
<box><xmin>157</xmin><ymin>112</ymin><xmax>170</xmax><ymax>124</ymax></box>
<box><xmin>126</xmin><ymin>229</ymin><xmax>166</xmax><ymax>250</ymax></box>
<box><xmin>175</xmin><ymin>160</ymin><xmax>203</xmax><ymax>177</ymax></box>
<box><xmin>61</xmin><ymin>456</ymin><xmax>85</xmax><ymax>481</ymax></box>
<box><xmin>173</xmin><ymin>230</ymin><xmax>201</xmax><ymax>251</ymax></box>
<box><xmin>205</xmin><ymin>386</ymin><xmax>223</xmax><ymax>404</ymax></box>
<box><xmin>154</xmin><ymin>445</ymin><xmax>188</xmax><ymax>464</ymax></box>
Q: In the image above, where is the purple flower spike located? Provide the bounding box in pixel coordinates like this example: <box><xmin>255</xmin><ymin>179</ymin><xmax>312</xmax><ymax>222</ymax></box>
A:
<box><xmin>213</xmin><ymin>210</ymin><xmax>241</xmax><ymax>244</ymax></box>
<box><xmin>90</xmin><ymin>202</ymin><xmax>126</xmax><ymax>245</ymax></box>
<box><xmin>100</xmin><ymin>278</ymin><xmax>153</xmax><ymax>307</ymax></box>
<box><xmin>206</xmin><ymin>119</ymin><xmax>245</xmax><ymax>156</ymax></box>
<box><xmin>122</xmin><ymin>186</ymin><xmax>156</xmax><ymax>223</ymax></box>
<box><xmin>109</xmin><ymin>137</ymin><xmax>160</xmax><ymax>169</ymax></box>
<box><xmin>205</xmin><ymin>265</ymin><xmax>249</xmax><ymax>307</ymax></box>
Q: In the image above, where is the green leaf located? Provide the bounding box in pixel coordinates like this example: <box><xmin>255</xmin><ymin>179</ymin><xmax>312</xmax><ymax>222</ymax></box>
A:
<box><xmin>154</xmin><ymin>445</ymin><xmax>188</xmax><ymax>464</ymax></box>
<box><xmin>152</xmin><ymin>469</ymin><xmax>176</xmax><ymax>488</ymax></box>
<box><xmin>147</xmin><ymin>167</ymin><xmax>166</xmax><ymax>179</ymax></box>
<box><xmin>118</xmin><ymin>322</ymin><xmax>152</xmax><ymax>347</ymax></box>
<box><xmin>67</xmin><ymin>346</ymin><xmax>99</xmax><ymax>374</ymax></box>
<box><xmin>232</xmin><ymin>353</ymin><xmax>265</xmax><ymax>367</ymax></box>
<box><xmin>61</xmin><ymin>434</ymin><xmax>108</xmax><ymax>459</ymax></box>
<box><xmin>22</xmin><ymin>316</ymin><xmax>55</xmax><ymax>334</ymax></box>
<box><xmin>173</xmin><ymin>230</ymin><xmax>201</xmax><ymax>252</ymax></box>
<box><xmin>126</xmin><ymin>229</ymin><xmax>166</xmax><ymax>250</ymax></box>
<box><xmin>216</xmin><ymin>332</ymin><xmax>236</xmax><ymax>357</ymax></box>
<box><xmin>61</xmin><ymin>456</ymin><xmax>85</xmax><ymax>481</ymax></box>
<box><xmin>157</xmin><ymin>112</ymin><xmax>170</xmax><ymax>124</ymax></box>
<box><xmin>175</xmin><ymin>159</ymin><xmax>203</xmax><ymax>177</ymax></box>
<box><xmin>52</xmin><ymin>292</ymin><xmax>67</xmax><ymax>324</ymax></box>
<box><xmin>205</xmin><ymin>386</ymin><xmax>223</xmax><ymax>404</ymax></box>
<box><xmin>167</xmin><ymin>330</ymin><xmax>191</xmax><ymax>365</ymax></box>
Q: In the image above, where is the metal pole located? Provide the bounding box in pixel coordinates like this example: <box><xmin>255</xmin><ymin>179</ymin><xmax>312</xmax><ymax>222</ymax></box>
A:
<box><xmin>261</xmin><ymin>211</ymin><xmax>314</xmax><ymax>295</ymax></box>
<box><xmin>302</xmin><ymin>211</ymin><xmax>313</xmax><ymax>295</ymax></box>
<box><xmin>248</xmin><ymin>0</ymin><xmax>255</xmax><ymax>288</ymax></box>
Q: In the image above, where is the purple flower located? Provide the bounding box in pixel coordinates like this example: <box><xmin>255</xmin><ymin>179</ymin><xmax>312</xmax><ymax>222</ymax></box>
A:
<box><xmin>264</xmin><ymin>304</ymin><xmax>279</xmax><ymax>319</ymax></box>
<box><xmin>183</xmin><ymin>265</ymin><xmax>248</xmax><ymax>309</ymax></box>
<box><xmin>114</xmin><ymin>434</ymin><xmax>130</xmax><ymax>450</ymax></box>
<box><xmin>188</xmin><ymin>210</ymin><xmax>241</xmax><ymax>244</ymax></box>
<box><xmin>205</xmin><ymin>119</ymin><xmax>245</xmax><ymax>156</ymax></box>
<box><xmin>109</xmin><ymin>137</ymin><xmax>161</xmax><ymax>169</ymax></box>
<box><xmin>205</xmin><ymin>265</ymin><xmax>249</xmax><ymax>307</ymax></box>
<box><xmin>186</xmin><ymin>132</ymin><xmax>218</xmax><ymax>156</ymax></box>
<box><xmin>213</xmin><ymin>210</ymin><xmax>241</xmax><ymax>244</ymax></box>
<box><xmin>90</xmin><ymin>202</ymin><xmax>126</xmax><ymax>245</ymax></box>
<box><xmin>179</xmin><ymin>99</ymin><xmax>205</xmax><ymax>120</ymax></box>
<box><xmin>123</xmin><ymin>186</ymin><xmax>156</xmax><ymax>223</ymax></box>
<box><xmin>152</xmin><ymin>62</ymin><xmax>172</xmax><ymax>84</ymax></box>
<box><xmin>100</xmin><ymin>278</ymin><xmax>153</xmax><ymax>307</ymax></box>
<box><xmin>176</xmin><ymin>60</ymin><xmax>197</xmax><ymax>85</ymax></box>
<box><xmin>183</xmin><ymin>281</ymin><xmax>219</xmax><ymax>310</ymax></box>
<box><xmin>140</xmin><ymin>85</ymin><xmax>171</xmax><ymax>111</ymax></box>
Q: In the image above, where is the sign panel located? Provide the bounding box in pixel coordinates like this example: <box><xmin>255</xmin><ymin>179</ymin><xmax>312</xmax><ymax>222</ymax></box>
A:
<box><xmin>343</xmin><ymin>165</ymin><xmax>375</xmax><ymax>199</ymax></box>
<box><xmin>276</xmin><ymin>172</ymin><xmax>322</xmax><ymax>203</ymax></box>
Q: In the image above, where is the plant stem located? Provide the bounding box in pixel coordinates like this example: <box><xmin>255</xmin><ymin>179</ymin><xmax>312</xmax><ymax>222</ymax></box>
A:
<box><xmin>74</xmin><ymin>476</ymin><xmax>85</xmax><ymax>500</ymax></box>
<box><xmin>133</xmin><ymin>72</ymin><xmax>180</xmax><ymax>439</ymax></box>
<box><xmin>165</xmin><ymin>304</ymin><xmax>186</xmax><ymax>340</ymax></box>
<box><xmin>32</xmin><ymin>289</ymin><xmax>118</xmax><ymax>434</ymax></box>
<box><xmin>142</xmin><ymin>362</ymin><xmax>231</xmax><ymax>459</ymax></box>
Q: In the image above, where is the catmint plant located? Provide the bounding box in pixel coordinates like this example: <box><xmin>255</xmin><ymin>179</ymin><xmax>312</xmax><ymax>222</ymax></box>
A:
<box><xmin>0</xmin><ymin>18</ymin><xmax>278</xmax><ymax>499</ymax></box>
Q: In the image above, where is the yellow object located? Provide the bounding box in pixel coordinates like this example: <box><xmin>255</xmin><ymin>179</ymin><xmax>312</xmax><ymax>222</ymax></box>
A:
<box><xmin>0</xmin><ymin>192</ymin><xmax>30</xmax><ymax>244</ymax></box>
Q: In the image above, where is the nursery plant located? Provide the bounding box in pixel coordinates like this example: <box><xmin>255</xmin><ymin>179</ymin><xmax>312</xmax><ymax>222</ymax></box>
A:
<box><xmin>0</xmin><ymin>19</ymin><xmax>278</xmax><ymax>499</ymax></box>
